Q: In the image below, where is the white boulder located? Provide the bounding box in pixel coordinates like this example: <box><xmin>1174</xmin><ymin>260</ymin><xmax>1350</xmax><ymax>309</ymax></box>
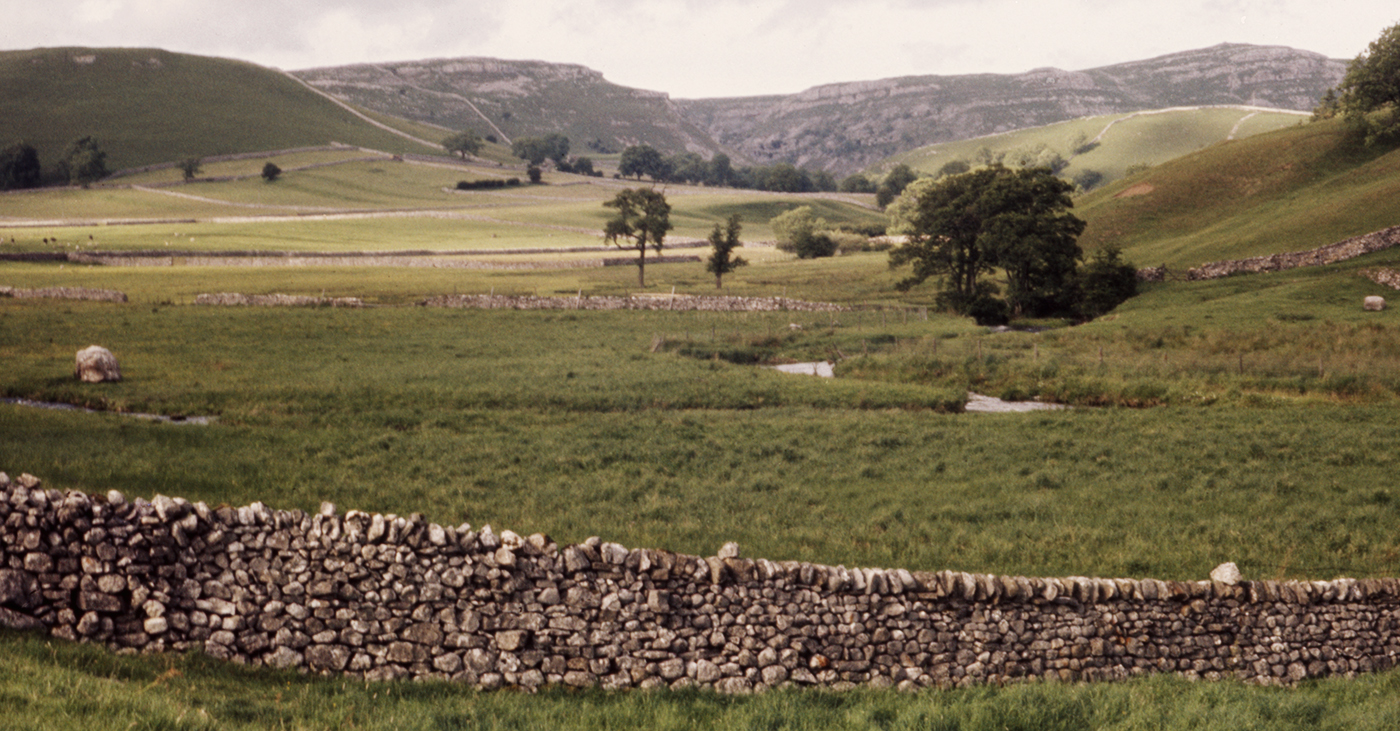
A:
<box><xmin>74</xmin><ymin>345</ymin><xmax>121</xmax><ymax>383</ymax></box>
<box><xmin>1364</xmin><ymin>296</ymin><xmax>1386</xmax><ymax>312</ymax></box>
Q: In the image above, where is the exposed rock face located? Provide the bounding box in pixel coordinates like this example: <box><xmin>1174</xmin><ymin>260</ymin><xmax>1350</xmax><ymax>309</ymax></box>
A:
<box><xmin>2</xmin><ymin>471</ymin><xmax>1398</xmax><ymax>692</ymax></box>
<box><xmin>679</xmin><ymin>44</ymin><xmax>1346</xmax><ymax>175</ymax></box>
<box><xmin>293</xmin><ymin>44</ymin><xmax>1345</xmax><ymax>176</ymax></box>
<box><xmin>74</xmin><ymin>346</ymin><xmax>120</xmax><ymax>383</ymax></box>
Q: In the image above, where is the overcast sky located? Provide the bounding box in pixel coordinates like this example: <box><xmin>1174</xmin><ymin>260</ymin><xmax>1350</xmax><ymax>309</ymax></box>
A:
<box><xmin>5</xmin><ymin>1</ymin><xmax>1396</xmax><ymax>98</ymax></box>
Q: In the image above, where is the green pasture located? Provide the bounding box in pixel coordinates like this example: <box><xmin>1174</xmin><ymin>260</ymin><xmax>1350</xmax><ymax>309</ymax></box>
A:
<box><xmin>886</xmin><ymin>107</ymin><xmax>1305</xmax><ymax>188</ymax></box>
<box><xmin>1078</xmin><ymin>117</ymin><xmax>1400</xmax><ymax>266</ymax></box>
<box><xmin>0</xmin><ymin>48</ymin><xmax>441</xmax><ymax>172</ymax></box>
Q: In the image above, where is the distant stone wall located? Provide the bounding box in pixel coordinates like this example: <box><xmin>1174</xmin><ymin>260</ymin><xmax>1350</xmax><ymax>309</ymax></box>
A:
<box><xmin>422</xmin><ymin>294</ymin><xmax>845</xmax><ymax>313</ymax></box>
<box><xmin>0</xmin><ymin>286</ymin><xmax>127</xmax><ymax>303</ymax></box>
<box><xmin>1187</xmin><ymin>225</ymin><xmax>1400</xmax><ymax>280</ymax></box>
<box><xmin>193</xmin><ymin>293</ymin><xmax>364</xmax><ymax>307</ymax></box>
<box><xmin>1</xmin><ymin>471</ymin><xmax>1397</xmax><ymax>692</ymax></box>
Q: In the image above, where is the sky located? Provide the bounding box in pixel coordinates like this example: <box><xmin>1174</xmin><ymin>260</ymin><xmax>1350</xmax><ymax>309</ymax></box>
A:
<box><xmin>5</xmin><ymin>0</ymin><xmax>1397</xmax><ymax>98</ymax></box>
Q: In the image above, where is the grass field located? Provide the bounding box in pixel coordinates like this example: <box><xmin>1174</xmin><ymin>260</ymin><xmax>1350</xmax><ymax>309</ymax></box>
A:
<box><xmin>883</xmin><ymin>107</ymin><xmax>1307</xmax><ymax>190</ymax></box>
<box><xmin>4</xmin><ymin>109</ymin><xmax>1400</xmax><ymax>727</ymax></box>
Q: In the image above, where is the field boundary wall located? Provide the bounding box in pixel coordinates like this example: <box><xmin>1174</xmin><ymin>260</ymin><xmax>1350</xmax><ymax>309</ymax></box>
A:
<box><xmin>1</xmin><ymin>471</ymin><xmax>1396</xmax><ymax>691</ymax></box>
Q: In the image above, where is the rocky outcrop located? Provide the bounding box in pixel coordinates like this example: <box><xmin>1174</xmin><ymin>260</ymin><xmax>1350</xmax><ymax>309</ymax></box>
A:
<box><xmin>2</xmin><ymin>471</ymin><xmax>1399</xmax><ymax>691</ymax></box>
<box><xmin>678</xmin><ymin>44</ymin><xmax>1345</xmax><ymax>175</ymax></box>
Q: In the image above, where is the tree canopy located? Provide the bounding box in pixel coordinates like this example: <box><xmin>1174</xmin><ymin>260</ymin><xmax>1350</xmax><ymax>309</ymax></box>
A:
<box><xmin>512</xmin><ymin>134</ymin><xmax>569</xmax><ymax>165</ymax></box>
<box><xmin>442</xmin><ymin>130</ymin><xmax>483</xmax><ymax>159</ymax></box>
<box><xmin>771</xmin><ymin>206</ymin><xmax>837</xmax><ymax>259</ymax></box>
<box><xmin>888</xmin><ymin>165</ymin><xmax>1089</xmax><ymax>322</ymax></box>
<box><xmin>618</xmin><ymin>145</ymin><xmax>669</xmax><ymax>181</ymax></box>
<box><xmin>705</xmin><ymin>214</ymin><xmax>747</xmax><ymax>288</ymax></box>
<box><xmin>59</xmin><ymin>136</ymin><xmax>108</xmax><ymax>186</ymax></box>
<box><xmin>1337</xmin><ymin>22</ymin><xmax>1400</xmax><ymax>144</ymax></box>
<box><xmin>0</xmin><ymin>142</ymin><xmax>41</xmax><ymax>190</ymax></box>
<box><xmin>603</xmin><ymin>188</ymin><xmax>672</xmax><ymax>287</ymax></box>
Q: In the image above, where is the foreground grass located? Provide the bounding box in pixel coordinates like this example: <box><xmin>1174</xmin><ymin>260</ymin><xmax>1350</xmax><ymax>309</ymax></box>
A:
<box><xmin>2</xmin><ymin>630</ymin><xmax>1399</xmax><ymax>731</ymax></box>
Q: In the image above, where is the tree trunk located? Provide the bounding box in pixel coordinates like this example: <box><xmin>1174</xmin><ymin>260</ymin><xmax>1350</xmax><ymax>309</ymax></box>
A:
<box><xmin>715</xmin><ymin>274</ymin><xmax>723</xmax><ymax>288</ymax></box>
<box><xmin>637</xmin><ymin>247</ymin><xmax>646</xmax><ymax>287</ymax></box>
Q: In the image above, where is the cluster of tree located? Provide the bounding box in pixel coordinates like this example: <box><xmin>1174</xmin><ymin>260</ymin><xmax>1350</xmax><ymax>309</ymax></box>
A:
<box><xmin>3</xmin><ymin>137</ymin><xmax>114</xmax><ymax>189</ymax></box>
<box><xmin>1317</xmin><ymin>22</ymin><xmax>1400</xmax><ymax>145</ymax></box>
<box><xmin>770</xmin><ymin>206</ymin><xmax>838</xmax><ymax>259</ymax></box>
<box><xmin>455</xmin><ymin>177</ymin><xmax>523</xmax><ymax>190</ymax></box>
<box><xmin>888</xmin><ymin>164</ymin><xmax>1137</xmax><ymax>324</ymax></box>
<box><xmin>0</xmin><ymin>142</ymin><xmax>41</xmax><ymax>190</ymax></box>
<box><xmin>616</xmin><ymin>145</ymin><xmax>836</xmax><ymax>192</ymax></box>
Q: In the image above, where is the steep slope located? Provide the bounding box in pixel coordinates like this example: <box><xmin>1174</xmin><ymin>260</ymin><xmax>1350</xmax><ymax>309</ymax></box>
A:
<box><xmin>1077</xmin><ymin>117</ymin><xmax>1400</xmax><ymax>269</ymax></box>
<box><xmin>292</xmin><ymin>58</ymin><xmax>727</xmax><ymax>159</ymax></box>
<box><xmin>679</xmin><ymin>44</ymin><xmax>1345</xmax><ymax>175</ymax></box>
<box><xmin>0</xmin><ymin>47</ymin><xmax>441</xmax><ymax>175</ymax></box>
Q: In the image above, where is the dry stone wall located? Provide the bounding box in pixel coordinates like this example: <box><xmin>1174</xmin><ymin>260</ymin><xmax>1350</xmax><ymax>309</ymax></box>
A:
<box><xmin>1186</xmin><ymin>225</ymin><xmax>1400</xmax><ymax>280</ymax></box>
<box><xmin>2</xmin><ymin>470</ymin><xmax>1398</xmax><ymax>691</ymax></box>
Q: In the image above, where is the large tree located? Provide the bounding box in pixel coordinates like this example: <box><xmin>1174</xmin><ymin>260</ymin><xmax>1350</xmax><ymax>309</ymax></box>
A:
<box><xmin>1337</xmin><ymin>22</ymin><xmax>1400</xmax><ymax>144</ymax></box>
<box><xmin>59</xmin><ymin>136</ymin><xmax>107</xmax><ymax>186</ymax></box>
<box><xmin>603</xmin><ymin>188</ymin><xmax>672</xmax><ymax>287</ymax></box>
<box><xmin>618</xmin><ymin>145</ymin><xmax>668</xmax><ymax>181</ymax></box>
<box><xmin>442</xmin><ymin>130</ymin><xmax>483</xmax><ymax>159</ymax></box>
<box><xmin>511</xmin><ymin>134</ymin><xmax>569</xmax><ymax>166</ymax></box>
<box><xmin>0</xmin><ymin>142</ymin><xmax>41</xmax><ymax>190</ymax></box>
<box><xmin>705</xmin><ymin>214</ymin><xmax>747</xmax><ymax>288</ymax></box>
<box><xmin>888</xmin><ymin>164</ymin><xmax>1087</xmax><ymax>321</ymax></box>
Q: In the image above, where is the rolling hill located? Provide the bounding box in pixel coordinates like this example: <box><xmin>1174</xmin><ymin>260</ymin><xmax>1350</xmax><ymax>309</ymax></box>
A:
<box><xmin>681</xmin><ymin>44</ymin><xmax>1344</xmax><ymax>176</ymax></box>
<box><xmin>292</xmin><ymin>44</ymin><xmax>1345</xmax><ymax>177</ymax></box>
<box><xmin>1076</xmin><ymin>116</ymin><xmax>1400</xmax><ymax>269</ymax></box>
<box><xmin>0</xmin><ymin>47</ymin><xmax>452</xmax><ymax>177</ymax></box>
<box><xmin>881</xmin><ymin>106</ymin><xmax>1310</xmax><ymax>190</ymax></box>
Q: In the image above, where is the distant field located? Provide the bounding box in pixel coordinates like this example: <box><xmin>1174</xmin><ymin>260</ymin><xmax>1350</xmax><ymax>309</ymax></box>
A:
<box><xmin>885</xmin><ymin>107</ymin><xmax>1307</xmax><ymax>190</ymax></box>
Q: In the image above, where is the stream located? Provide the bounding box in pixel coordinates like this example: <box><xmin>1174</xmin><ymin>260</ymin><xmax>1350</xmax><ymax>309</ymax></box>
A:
<box><xmin>768</xmin><ymin>362</ymin><xmax>1067</xmax><ymax>413</ymax></box>
<box><xmin>2</xmin><ymin>397</ymin><xmax>215</xmax><ymax>425</ymax></box>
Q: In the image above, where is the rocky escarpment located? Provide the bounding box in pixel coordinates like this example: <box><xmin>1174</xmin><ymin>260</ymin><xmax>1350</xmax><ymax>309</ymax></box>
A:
<box><xmin>677</xmin><ymin>44</ymin><xmax>1346</xmax><ymax>175</ymax></box>
<box><xmin>293</xmin><ymin>58</ymin><xmax>725</xmax><ymax>159</ymax></box>
<box><xmin>2</xmin><ymin>471</ymin><xmax>1399</xmax><ymax>692</ymax></box>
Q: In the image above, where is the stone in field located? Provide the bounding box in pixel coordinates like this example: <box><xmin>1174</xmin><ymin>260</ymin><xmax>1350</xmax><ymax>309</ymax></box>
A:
<box><xmin>75</xmin><ymin>345</ymin><xmax>121</xmax><ymax>383</ymax></box>
<box><xmin>1364</xmin><ymin>296</ymin><xmax>1385</xmax><ymax>311</ymax></box>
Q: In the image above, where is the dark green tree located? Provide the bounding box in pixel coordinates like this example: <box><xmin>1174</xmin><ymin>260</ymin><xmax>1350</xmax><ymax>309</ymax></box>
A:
<box><xmin>888</xmin><ymin>165</ymin><xmax>1087</xmax><ymax>321</ymax></box>
<box><xmin>705</xmin><ymin>153</ymin><xmax>734</xmax><ymax>187</ymax></box>
<box><xmin>603</xmin><ymin>188</ymin><xmax>672</xmax><ymax>286</ymax></box>
<box><xmin>978</xmin><ymin>168</ymin><xmax>1086</xmax><ymax>317</ymax></box>
<box><xmin>1075</xmin><ymin>245</ymin><xmax>1139</xmax><ymax>319</ymax></box>
<box><xmin>59</xmin><ymin>136</ymin><xmax>107</xmax><ymax>186</ymax></box>
<box><xmin>771</xmin><ymin>205</ymin><xmax>837</xmax><ymax>259</ymax></box>
<box><xmin>0</xmin><ymin>142</ymin><xmax>41</xmax><ymax>190</ymax></box>
<box><xmin>442</xmin><ymin>130</ymin><xmax>483</xmax><ymax>159</ymax></box>
<box><xmin>261</xmin><ymin>162</ymin><xmax>282</xmax><ymax>182</ymax></box>
<box><xmin>875</xmin><ymin>163</ymin><xmax>918</xmax><ymax>208</ymax></box>
<box><xmin>527</xmin><ymin>165</ymin><xmax>542</xmax><ymax>184</ymax></box>
<box><xmin>839</xmin><ymin>174</ymin><xmax>875</xmax><ymax>193</ymax></box>
<box><xmin>705</xmin><ymin>214</ymin><xmax>747</xmax><ymax>288</ymax></box>
<box><xmin>511</xmin><ymin>134</ymin><xmax>569</xmax><ymax>165</ymax></box>
<box><xmin>1337</xmin><ymin>22</ymin><xmax>1400</xmax><ymax>144</ymax></box>
<box><xmin>667</xmin><ymin>152</ymin><xmax>707</xmax><ymax>184</ymax></box>
<box><xmin>177</xmin><ymin>156</ymin><xmax>202</xmax><ymax>182</ymax></box>
<box><xmin>618</xmin><ymin>145</ymin><xmax>668</xmax><ymax>181</ymax></box>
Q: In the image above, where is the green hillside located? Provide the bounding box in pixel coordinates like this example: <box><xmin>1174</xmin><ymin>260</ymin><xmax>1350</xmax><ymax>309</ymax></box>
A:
<box><xmin>1077</xmin><ymin>116</ymin><xmax>1400</xmax><ymax>268</ymax></box>
<box><xmin>882</xmin><ymin>106</ymin><xmax>1307</xmax><ymax>190</ymax></box>
<box><xmin>0</xmin><ymin>47</ymin><xmax>448</xmax><ymax>176</ymax></box>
